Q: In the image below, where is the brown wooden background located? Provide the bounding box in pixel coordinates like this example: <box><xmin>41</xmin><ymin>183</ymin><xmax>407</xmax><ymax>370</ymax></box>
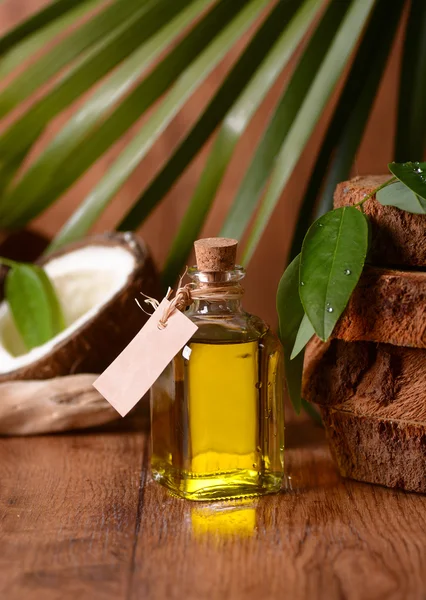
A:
<box><xmin>0</xmin><ymin>0</ymin><xmax>405</xmax><ymax>325</ymax></box>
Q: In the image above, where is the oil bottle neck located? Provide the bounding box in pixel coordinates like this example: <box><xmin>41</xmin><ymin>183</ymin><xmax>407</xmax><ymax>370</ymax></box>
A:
<box><xmin>186</xmin><ymin>266</ymin><xmax>245</xmax><ymax>317</ymax></box>
<box><xmin>189</xmin><ymin>297</ymin><xmax>243</xmax><ymax>317</ymax></box>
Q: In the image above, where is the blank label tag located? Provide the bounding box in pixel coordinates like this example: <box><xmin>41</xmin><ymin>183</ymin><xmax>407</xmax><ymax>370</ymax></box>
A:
<box><xmin>93</xmin><ymin>298</ymin><xmax>198</xmax><ymax>417</ymax></box>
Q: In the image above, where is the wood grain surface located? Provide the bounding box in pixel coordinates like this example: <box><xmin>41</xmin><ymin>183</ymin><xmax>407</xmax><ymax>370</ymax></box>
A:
<box><xmin>0</xmin><ymin>406</ymin><xmax>425</xmax><ymax>600</ymax></box>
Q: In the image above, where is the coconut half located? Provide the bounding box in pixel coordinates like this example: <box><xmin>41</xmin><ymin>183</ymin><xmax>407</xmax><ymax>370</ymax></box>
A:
<box><xmin>0</xmin><ymin>232</ymin><xmax>160</xmax><ymax>382</ymax></box>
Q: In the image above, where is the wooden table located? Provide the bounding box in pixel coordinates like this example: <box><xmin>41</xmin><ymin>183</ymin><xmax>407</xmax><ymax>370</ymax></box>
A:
<box><xmin>1</xmin><ymin>406</ymin><xmax>425</xmax><ymax>600</ymax></box>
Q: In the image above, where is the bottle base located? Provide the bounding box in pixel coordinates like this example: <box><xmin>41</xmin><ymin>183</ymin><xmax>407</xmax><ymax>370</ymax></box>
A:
<box><xmin>151</xmin><ymin>463</ymin><xmax>283</xmax><ymax>501</ymax></box>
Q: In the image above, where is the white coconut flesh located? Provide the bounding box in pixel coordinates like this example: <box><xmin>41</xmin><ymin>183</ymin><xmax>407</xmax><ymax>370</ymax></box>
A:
<box><xmin>0</xmin><ymin>245</ymin><xmax>136</xmax><ymax>374</ymax></box>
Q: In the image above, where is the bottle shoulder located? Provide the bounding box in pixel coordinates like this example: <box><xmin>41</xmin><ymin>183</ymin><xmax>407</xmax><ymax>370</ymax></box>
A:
<box><xmin>187</xmin><ymin>309</ymin><xmax>273</xmax><ymax>344</ymax></box>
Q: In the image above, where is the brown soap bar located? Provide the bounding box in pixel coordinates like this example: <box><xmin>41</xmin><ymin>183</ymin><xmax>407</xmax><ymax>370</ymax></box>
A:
<box><xmin>303</xmin><ymin>337</ymin><xmax>426</xmax><ymax>493</ymax></box>
<box><xmin>333</xmin><ymin>266</ymin><xmax>426</xmax><ymax>348</ymax></box>
<box><xmin>334</xmin><ymin>175</ymin><xmax>426</xmax><ymax>267</ymax></box>
<box><xmin>194</xmin><ymin>237</ymin><xmax>238</xmax><ymax>271</ymax></box>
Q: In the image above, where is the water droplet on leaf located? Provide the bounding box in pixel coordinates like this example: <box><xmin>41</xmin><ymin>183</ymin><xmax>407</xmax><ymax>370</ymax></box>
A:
<box><xmin>344</xmin><ymin>269</ymin><xmax>351</xmax><ymax>275</ymax></box>
<box><xmin>327</xmin><ymin>307</ymin><xmax>334</xmax><ymax>313</ymax></box>
<box><xmin>416</xmin><ymin>168</ymin><xmax>423</xmax><ymax>173</ymax></box>
<box><xmin>300</xmin><ymin>281</ymin><xmax>305</xmax><ymax>286</ymax></box>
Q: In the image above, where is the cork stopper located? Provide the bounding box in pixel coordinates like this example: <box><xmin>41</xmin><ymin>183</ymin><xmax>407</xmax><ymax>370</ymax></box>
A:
<box><xmin>194</xmin><ymin>237</ymin><xmax>238</xmax><ymax>272</ymax></box>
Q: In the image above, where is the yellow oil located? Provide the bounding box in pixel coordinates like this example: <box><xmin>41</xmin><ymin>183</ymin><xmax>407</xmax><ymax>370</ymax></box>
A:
<box><xmin>191</xmin><ymin>500</ymin><xmax>256</xmax><ymax>539</ymax></box>
<box><xmin>150</xmin><ymin>335</ymin><xmax>284</xmax><ymax>501</ymax></box>
<box><xmin>188</xmin><ymin>341</ymin><xmax>258</xmax><ymax>474</ymax></box>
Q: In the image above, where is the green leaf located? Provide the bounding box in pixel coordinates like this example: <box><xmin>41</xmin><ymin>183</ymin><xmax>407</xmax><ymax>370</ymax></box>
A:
<box><xmin>288</xmin><ymin>0</ymin><xmax>405</xmax><ymax>260</ymax></box>
<box><xmin>299</xmin><ymin>207</ymin><xmax>369</xmax><ymax>341</ymax></box>
<box><xmin>377</xmin><ymin>181</ymin><xmax>426</xmax><ymax>214</ymax></box>
<box><xmin>0</xmin><ymin>0</ymin><xmax>148</xmax><ymax>118</ymax></box>
<box><xmin>0</xmin><ymin>0</ymin><xmax>178</xmax><ymax>207</ymax></box>
<box><xmin>5</xmin><ymin>264</ymin><xmax>64</xmax><ymax>351</ymax></box>
<box><xmin>0</xmin><ymin>0</ymin><xmax>103</xmax><ymax>79</ymax></box>
<box><xmin>119</xmin><ymin>0</ymin><xmax>322</xmax><ymax>233</ymax></box>
<box><xmin>161</xmin><ymin>0</ymin><xmax>322</xmax><ymax>284</ymax></box>
<box><xmin>388</xmin><ymin>161</ymin><xmax>426</xmax><ymax>202</ymax></box>
<box><xmin>33</xmin><ymin>266</ymin><xmax>65</xmax><ymax>335</ymax></box>
<box><xmin>49</xmin><ymin>0</ymin><xmax>268</xmax><ymax>252</ymax></box>
<box><xmin>1</xmin><ymin>0</ymin><xmax>210</xmax><ymax>229</ymax></box>
<box><xmin>242</xmin><ymin>0</ymin><xmax>376</xmax><ymax>266</ymax></box>
<box><xmin>276</xmin><ymin>254</ymin><xmax>305</xmax><ymax>415</ymax></box>
<box><xmin>394</xmin><ymin>0</ymin><xmax>426</xmax><ymax>161</ymax></box>
<box><xmin>290</xmin><ymin>313</ymin><xmax>315</xmax><ymax>360</ymax></box>
<box><xmin>0</xmin><ymin>0</ymin><xmax>91</xmax><ymax>56</ymax></box>
<box><xmin>220</xmin><ymin>0</ymin><xmax>350</xmax><ymax>241</ymax></box>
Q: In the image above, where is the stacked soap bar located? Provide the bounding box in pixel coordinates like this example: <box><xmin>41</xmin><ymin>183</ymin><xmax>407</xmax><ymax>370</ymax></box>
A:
<box><xmin>303</xmin><ymin>175</ymin><xmax>426</xmax><ymax>493</ymax></box>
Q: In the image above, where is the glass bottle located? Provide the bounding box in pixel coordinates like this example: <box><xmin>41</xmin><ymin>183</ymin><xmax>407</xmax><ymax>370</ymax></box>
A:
<box><xmin>150</xmin><ymin>237</ymin><xmax>285</xmax><ymax>501</ymax></box>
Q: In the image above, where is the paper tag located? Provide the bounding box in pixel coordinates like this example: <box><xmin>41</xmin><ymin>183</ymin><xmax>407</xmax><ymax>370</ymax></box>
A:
<box><xmin>93</xmin><ymin>298</ymin><xmax>198</xmax><ymax>416</ymax></box>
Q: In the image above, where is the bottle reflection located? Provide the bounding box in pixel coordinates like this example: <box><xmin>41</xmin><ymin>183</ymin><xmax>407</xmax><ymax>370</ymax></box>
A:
<box><xmin>191</xmin><ymin>499</ymin><xmax>257</xmax><ymax>540</ymax></box>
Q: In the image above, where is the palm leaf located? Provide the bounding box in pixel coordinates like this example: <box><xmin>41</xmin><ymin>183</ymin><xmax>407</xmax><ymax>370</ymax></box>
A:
<box><xmin>288</xmin><ymin>0</ymin><xmax>405</xmax><ymax>260</ymax></box>
<box><xmin>162</xmin><ymin>0</ymin><xmax>322</xmax><ymax>285</ymax></box>
<box><xmin>0</xmin><ymin>0</ymin><xmax>148</xmax><ymax>119</ymax></box>
<box><xmin>220</xmin><ymin>0</ymin><xmax>349</xmax><ymax>242</ymax></box>
<box><xmin>241</xmin><ymin>0</ymin><xmax>376</xmax><ymax>265</ymax></box>
<box><xmin>0</xmin><ymin>0</ymin><xmax>212</xmax><ymax>227</ymax></box>
<box><xmin>48</xmin><ymin>0</ymin><xmax>269</xmax><ymax>251</ymax></box>
<box><xmin>0</xmin><ymin>0</ymin><xmax>103</xmax><ymax>78</ymax></box>
<box><xmin>0</xmin><ymin>0</ymin><xmax>91</xmax><ymax>55</ymax></box>
<box><xmin>0</xmin><ymin>0</ymin><xmax>185</xmax><ymax>204</ymax></box>
<box><xmin>118</xmin><ymin>0</ymin><xmax>310</xmax><ymax>234</ymax></box>
<box><xmin>394</xmin><ymin>0</ymin><xmax>426</xmax><ymax>161</ymax></box>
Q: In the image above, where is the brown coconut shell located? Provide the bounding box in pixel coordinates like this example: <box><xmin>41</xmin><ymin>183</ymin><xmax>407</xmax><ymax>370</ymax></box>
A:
<box><xmin>303</xmin><ymin>338</ymin><xmax>426</xmax><ymax>492</ymax></box>
<box><xmin>334</xmin><ymin>175</ymin><xmax>426</xmax><ymax>267</ymax></box>
<box><xmin>0</xmin><ymin>232</ymin><xmax>161</xmax><ymax>382</ymax></box>
<box><xmin>0</xmin><ymin>228</ymin><xmax>49</xmax><ymax>263</ymax></box>
<box><xmin>333</xmin><ymin>266</ymin><xmax>426</xmax><ymax>348</ymax></box>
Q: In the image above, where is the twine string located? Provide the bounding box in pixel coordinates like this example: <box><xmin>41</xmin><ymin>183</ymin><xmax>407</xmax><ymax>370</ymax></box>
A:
<box><xmin>136</xmin><ymin>269</ymin><xmax>243</xmax><ymax>330</ymax></box>
<box><xmin>158</xmin><ymin>283</ymin><xmax>243</xmax><ymax>330</ymax></box>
